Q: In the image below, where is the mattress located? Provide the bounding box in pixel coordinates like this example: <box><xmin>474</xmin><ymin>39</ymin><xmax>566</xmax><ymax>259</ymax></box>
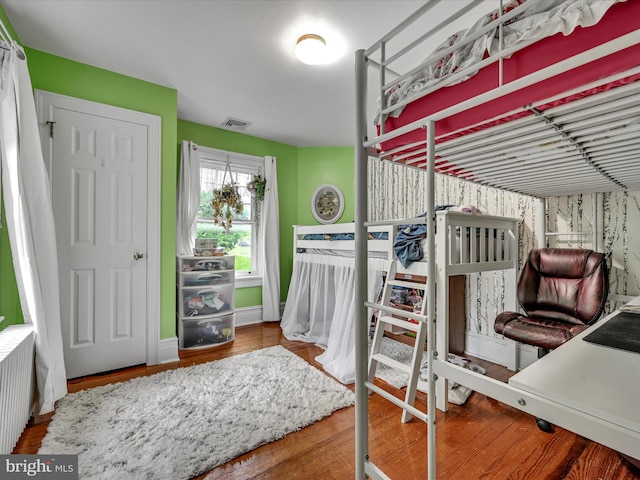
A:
<box><xmin>379</xmin><ymin>0</ymin><xmax>640</xmax><ymax>155</ymax></box>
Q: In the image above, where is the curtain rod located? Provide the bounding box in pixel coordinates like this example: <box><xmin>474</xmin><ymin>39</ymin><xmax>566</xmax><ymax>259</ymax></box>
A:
<box><xmin>0</xmin><ymin>18</ymin><xmax>25</xmax><ymax>60</ymax></box>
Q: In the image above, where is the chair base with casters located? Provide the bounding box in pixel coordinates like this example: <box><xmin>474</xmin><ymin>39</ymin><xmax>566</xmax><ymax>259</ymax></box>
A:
<box><xmin>535</xmin><ymin>418</ymin><xmax>553</xmax><ymax>433</ymax></box>
<box><xmin>495</xmin><ymin>248</ymin><xmax>610</xmax><ymax>433</ymax></box>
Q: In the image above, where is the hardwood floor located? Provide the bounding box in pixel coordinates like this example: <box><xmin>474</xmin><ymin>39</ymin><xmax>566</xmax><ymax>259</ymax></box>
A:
<box><xmin>14</xmin><ymin>322</ymin><xmax>640</xmax><ymax>479</ymax></box>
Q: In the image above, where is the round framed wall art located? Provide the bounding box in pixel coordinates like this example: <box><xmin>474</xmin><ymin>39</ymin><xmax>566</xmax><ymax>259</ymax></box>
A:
<box><xmin>311</xmin><ymin>184</ymin><xmax>344</xmax><ymax>224</ymax></box>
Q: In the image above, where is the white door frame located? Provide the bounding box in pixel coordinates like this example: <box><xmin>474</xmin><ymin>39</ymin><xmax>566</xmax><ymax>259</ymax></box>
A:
<box><xmin>35</xmin><ymin>90</ymin><xmax>162</xmax><ymax>366</ymax></box>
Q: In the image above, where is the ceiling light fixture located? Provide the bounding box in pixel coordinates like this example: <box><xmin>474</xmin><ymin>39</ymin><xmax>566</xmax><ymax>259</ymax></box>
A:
<box><xmin>295</xmin><ymin>34</ymin><xmax>329</xmax><ymax>65</ymax></box>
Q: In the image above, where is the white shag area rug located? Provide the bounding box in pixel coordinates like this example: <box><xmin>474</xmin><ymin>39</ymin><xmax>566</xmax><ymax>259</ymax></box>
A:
<box><xmin>375</xmin><ymin>337</ymin><xmax>419</xmax><ymax>389</ymax></box>
<box><xmin>39</xmin><ymin>345</ymin><xmax>355</xmax><ymax>480</ymax></box>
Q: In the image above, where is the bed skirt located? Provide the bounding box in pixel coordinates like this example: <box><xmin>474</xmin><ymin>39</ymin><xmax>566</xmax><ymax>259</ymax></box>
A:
<box><xmin>281</xmin><ymin>254</ymin><xmax>387</xmax><ymax>383</ymax></box>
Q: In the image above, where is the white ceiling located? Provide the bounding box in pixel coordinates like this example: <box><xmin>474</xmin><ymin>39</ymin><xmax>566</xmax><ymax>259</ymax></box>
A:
<box><xmin>1</xmin><ymin>0</ymin><xmax>497</xmax><ymax>147</ymax></box>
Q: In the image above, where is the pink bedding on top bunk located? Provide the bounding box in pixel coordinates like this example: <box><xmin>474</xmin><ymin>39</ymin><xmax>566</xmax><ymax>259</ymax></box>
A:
<box><xmin>379</xmin><ymin>0</ymin><xmax>640</xmax><ymax>160</ymax></box>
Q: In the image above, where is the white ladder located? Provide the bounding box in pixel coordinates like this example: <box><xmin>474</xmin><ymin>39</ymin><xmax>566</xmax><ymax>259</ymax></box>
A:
<box><xmin>367</xmin><ymin>260</ymin><xmax>429</xmax><ymax>423</ymax></box>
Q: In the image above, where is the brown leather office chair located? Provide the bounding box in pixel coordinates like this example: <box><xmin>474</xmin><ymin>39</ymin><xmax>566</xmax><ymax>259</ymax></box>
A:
<box><xmin>495</xmin><ymin>247</ymin><xmax>609</xmax><ymax>353</ymax></box>
<box><xmin>494</xmin><ymin>247</ymin><xmax>609</xmax><ymax>432</ymax></box>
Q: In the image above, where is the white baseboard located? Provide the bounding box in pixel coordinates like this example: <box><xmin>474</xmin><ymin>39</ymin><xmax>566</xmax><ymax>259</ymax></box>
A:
<box><xmin>464</xmin><ymin>331</ymin><xmax>539</xmax><ymax>371</ymax></box>
<box><xmin>235</xmin><ymin>306</ymin><xmax>264</xmax><ymax>327</ymax></box>
<box><xmin>235</xmin><ymin>302</ymin><xmax>286</xmax><ymax>327</ymax></box>
<box><xmin>464</xmin><ymin>331</ymin><xmax>511</xmax><ymax>366</ymax></box>
<box><xmin>163</xmin><ymin>305</ymin><xmax>282</xmax><ymax>361</ymax></box>
<box><xmin>158</xmin><ymin>337</ymin><xmax>179</xmax><ymax>364</ymax></box>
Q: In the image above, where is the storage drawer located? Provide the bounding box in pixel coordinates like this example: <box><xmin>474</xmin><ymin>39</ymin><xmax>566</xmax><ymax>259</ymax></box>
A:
<box><xmin>177</xmin><ymin>284</ymin><xmax>235</xmax><ymax>319</ymax></box>
<box><xmin>178</xmin><ymin>270</ymin><xmax>234</xmax><ymax>287</ymax></box>
<box><xmin>177</xmin><ymin>255</ymin><xmax>235</xmax><ymax>273</ymax></box>
<box><xmin>179</xmin><ymin>314</ymin><xmax>235</xmax><ymax>349</ymax></box>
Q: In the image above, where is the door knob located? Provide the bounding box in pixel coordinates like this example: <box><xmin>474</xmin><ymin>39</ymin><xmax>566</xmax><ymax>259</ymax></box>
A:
<box><xmin>133</xmin><ymin>252</ymin><xmax>144</xmax><ymax>261</ymax></box>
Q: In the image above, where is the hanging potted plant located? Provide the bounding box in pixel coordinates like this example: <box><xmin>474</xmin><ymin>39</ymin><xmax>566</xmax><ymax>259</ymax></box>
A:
<box><xmin>211</xmin><ymin>182</ymin><xmax>243</xmax><ymax>232</ymax></box>
<box><xmin>247</xmin><ymin>175</ymin><xmax>267</xmax><ymax>202</ymax></box>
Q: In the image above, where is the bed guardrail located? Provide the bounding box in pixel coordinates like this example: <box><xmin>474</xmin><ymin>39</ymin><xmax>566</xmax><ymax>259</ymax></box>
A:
<box><xmin>292</xmin><ymin>223</ymin><xmax>394</xmax><ymax>257</ymax></box>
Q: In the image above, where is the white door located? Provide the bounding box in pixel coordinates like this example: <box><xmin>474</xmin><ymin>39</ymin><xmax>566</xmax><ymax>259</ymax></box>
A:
<box><xmin>37</xmin><ymin>92</ymin><xmax>161</xmax><ymax>379</ymax></box>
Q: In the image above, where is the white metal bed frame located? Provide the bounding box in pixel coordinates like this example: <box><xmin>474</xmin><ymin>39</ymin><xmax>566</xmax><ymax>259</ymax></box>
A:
<box><xmin>354</xmin><ymin>1</ymin><xmax>640</xmax><ymax>479</ymax></box>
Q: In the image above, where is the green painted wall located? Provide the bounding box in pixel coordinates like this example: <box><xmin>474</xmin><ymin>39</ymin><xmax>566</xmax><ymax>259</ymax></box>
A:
<box><xmin>297</xmin><ymin>147</ymin><xmax>355</xmax><ymax>225</ymax></box>
<box><xmin>177</xmin><ymin>120</ymin><xmax>299</xmax><ymax>302</ymax></box>
<box><xmin>0</xmin><ymin>230</ymin><xmax>21</xmax><ymax>327</ymax></box>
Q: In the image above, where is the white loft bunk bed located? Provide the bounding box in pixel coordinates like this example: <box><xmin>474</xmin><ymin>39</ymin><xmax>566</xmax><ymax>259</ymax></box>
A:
<box><xmin>353</xmin><ymin>1</ymin><xmax>640</xmax><ymax>479</ymax></box>
<box><xmin>281</xmin><ymin>212</ymin><xmax>518</xmax><ymax>384</ymax></box>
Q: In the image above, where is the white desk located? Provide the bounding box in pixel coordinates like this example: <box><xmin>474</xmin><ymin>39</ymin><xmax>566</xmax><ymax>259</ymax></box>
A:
<box><xmin>509</xmin><ymin>305</ymin><xmax>640</xmax><ymax>459</ymax></box>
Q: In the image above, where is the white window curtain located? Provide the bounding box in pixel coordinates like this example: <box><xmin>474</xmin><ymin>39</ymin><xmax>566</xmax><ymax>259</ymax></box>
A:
<box><xmin>261</xmin><ymin>156</ymin><xmax>280</xmax><ymax>321</ymax></box>
<box><xmin>176</xmin><ymin>141</ymin><xmax>200</xmax><ymax>255</ymax></box>
<box><xmin>0</xmin><ymin>45</ymin><xmax>67</xmax><ymax>414</ymax></box>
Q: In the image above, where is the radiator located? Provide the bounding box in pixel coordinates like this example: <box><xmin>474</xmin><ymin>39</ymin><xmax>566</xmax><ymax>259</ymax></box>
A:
<box><xmin>0</xmin><ymin>324</ymin><xmax>35</xmax><ymax>454</ymax></box>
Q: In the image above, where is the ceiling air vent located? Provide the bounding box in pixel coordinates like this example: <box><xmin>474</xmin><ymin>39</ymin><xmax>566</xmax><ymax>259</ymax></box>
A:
<box><xmin>222</xmin><ymin>117</ymin><xmax>251</xmax><ymax>131</ymax></box>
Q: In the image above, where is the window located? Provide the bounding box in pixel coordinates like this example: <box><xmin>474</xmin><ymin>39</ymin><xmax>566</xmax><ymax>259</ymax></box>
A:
<box><xmin>197</xmin><ymin>147</ymin><xmax>264</xmax><ymax>286</ymax></box>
